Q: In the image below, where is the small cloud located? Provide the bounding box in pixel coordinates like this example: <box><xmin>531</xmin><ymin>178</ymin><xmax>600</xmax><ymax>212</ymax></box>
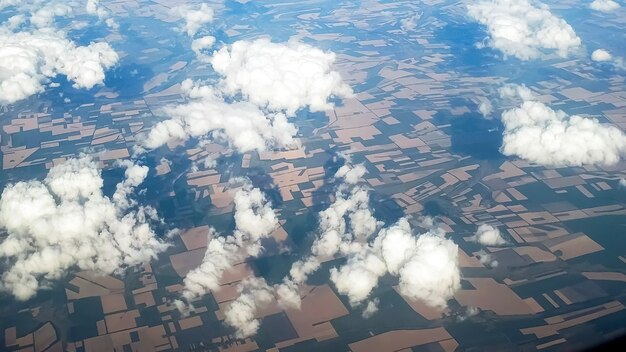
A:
<box><xmin>191</xmin><ymin>35</ymin><xmax>216</xmax><ymax>61</ymax></box>
<box><xmin>470</xmin><ymin>224</ymin><xmax>507</xmax><ymax>246</ymax></box>
<box><xmin>478</xmin><ymin>98</ymin><xmax>493</xmax><ymax>117</ymax></box>
<box><xmin>362</xmin><ymin>298</ymin><xmax>380</xmax><ymax>319</ymax></box>
<box><xmin>592</xmin><ymin>49</ymin><xmax>613</xmax><ymax>62</ymax></box>
<box><xmin>590</xmin><ymin>0</ymin><xmax>620</xmax><ymax>12</ymax></box>
<box><xmin>334</xmin><ymin>163</ymin><xmax>367</xmax><ymax>185</ymax></box>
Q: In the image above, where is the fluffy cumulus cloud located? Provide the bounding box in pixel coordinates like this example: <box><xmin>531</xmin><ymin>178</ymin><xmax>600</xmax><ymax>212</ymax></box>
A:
<box><xmin>0</xmin><ymin>15</ymin><xmax>118</xmax><ymax>104</ymax></box>
<box><xmin>592</xmin><ymin>49</ymin><xmax>613</xmax><ymax>62</ymax></box>
<box><xmin>591</xmin><ymin>49</ymin><xmax>625</xmax><ymax>69</ymax></box>
<box><xmin>178</xmin><ymin>185</ymin><xmax>278</xmax><ymax>303</ymax></box>
<box><xmin>30</xmin><ymin>3</ymin><xmax>71</xmax><ymax>28</ymax></box>
<box><xmin>193</xmin><ymin>164</ymin><xmax>460</xmax><ymax>337</ymax></box>
<box><xmin>500</xmin><ymin>85</ymin><xmax>626</xmax><ymax>166</ymax></box>
<box><xmin>334</xmin><ymin>163</ymin><xmax>366</xmax><ymax>185</ymax></box>
<box><xmin>470</xmin><ymin>224</ymin><xmax>506</xmax><ymax>246</ymax></box>
<box><xmin>224</xmin><ymin>278</ymin><xmax>274</xmax><ymax>339</ymax></box>
<box><xmin>0</xmin><ymin>156</ymin><xmax>167</xmax><ymax>300</ymax></box>
<box><xmin>467</xmin><ymin>0</ymin><xmax>581</xmax><ymax>60</ymax></box>
<box><xmin>590</xmin><ymin>0</ymin><xmax>620</xmax><ymax>12</ymax></box>
<box><xmin>172</xmin><ymin>3</ymin><xmax>214</xmax><ymax>37</ymax></box>
<box><xmin>211</xmin><ymin>38</ymin><xmax>354</xmax><ymax>114</ymax></box>
<box><xmin>330</xmin><ymin>251</ymin><xmax>387</xmax><ymax>306</ymax></box>
<box><xmin>277</xmin><ymin>163</ymin><xmax>461</xmax><ymax>312</ymax></box>
<box><xmin>142</xmin><ymin>39</ymin><xmax>352</xmax><ymax>155</ymax></box>
<box><xmin>331</xmin><ymin>218</ymin><xmax>460</xmax><ymax>309</ymax></box>
<box><xmin>140</xmin><ymin>79</ymin><xmax>297</xmax><ymax>153</ymax></box>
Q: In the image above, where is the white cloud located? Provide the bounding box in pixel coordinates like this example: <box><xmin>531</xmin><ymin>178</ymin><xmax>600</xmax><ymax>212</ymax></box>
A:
<box><xmin>620</xmin><ymin>178</ymin><xmax>626</xmax><ymax>188</ymax></box>
<box><xmin>191</xmin><ymin>35</ymin><xmax>216</xmax><ymax>61</ymax></box>
<box><xmin>592</xmin><ymin>49</ymin><xmax>612</xmax><ymax>62</ymax></box>
<box><xmin>470</xmin><ymin>224</ymin><xmax>506</xmax><ymax>246</ymax></box>
<box><xmin>189</xmin><ymin>162</ymin><xmax>460</xmax><ymax>336</ymax></box>
<box><xmin>282</xmin><ymin>163</ymin><xmax>460</xmax><ymax>310</ymax></box>
<box><xmin>172</xmin><ymin>3</ymin><xmax>214</xmax><ymax>37</ymax></box>
<box><xmin>286</xmin><ymin>256</ymin><xmax>321</xmax><ymax>286</ymax></box>
<box><xmin>142</xmin><ymin>39</ymin><xmax>352</xmax><ymax>155</ymax></box>
<box><xmin>179</xmin><ymin>185</ymin><xmax>278</xmax><ymax>303</ymax></box>
<box><xmin>478</xmin><ymin>98</ymin><xmax>493</xmax><ymax>117</ymax></box>
<box><xmin>334</xmin><ymin>164</ymin><xmax>366</xmax><ymax>185</ymax></box>
<box><xmin>211</xmin><ymin>38</ymin><xmax>353</xmax><ymax>115</ymax></box>
<box><xmin>140</xmin><ymin>79</ymin><xmax>297</xmax><ymax>153</ymax></box>
<box><xmin>0</xmin><ymin>28</ymin><xmax>119</xmax><ymax>104</ymax></box>
<box><xmin>590</xmin><ymin>0</ymin><xmax>620</xmax><ymax>12</ymax></box>
<box><xmin>499</xmin><ymin>84</ymin><xmax>535</xmax><ymax>101</ymax></box>
<box><xmin>328</xmin><ymin>218</ymin><xmax>461</xmax><ymax>309</ymax></box>
<box><xmin>86</xmin><ymin>0</ymin><xmax>118</xmax><ymax>29</ymax></box>
<box><xmin>591</xmin><ymin>49</ymin><xmax>625</xmax><ymax>70</ymax></box>
<box><xmin>224</xmin><ymin>277</ymin><xmax>274</xmax><ymax>339</ymax></box>
<box><xmin>372</xmin><ymin>218</ymin><xmax>460</xmax><ymax>308</ymax></box>
<box><xmin>30</xmin><ymin>3</ymin><xmax>71</xmax><ymax>29</ymax></box>
<box><xmin>179</xmin><ymin>230</ymin><xmax>236</xmax><ymax>303</ymax></box>
<box><xmin>86</xmin><ymin>0</ymin><xmax>100</xmax><ymax>15</ymax></box>
<box><xmin>362</xmin><ymin>298</ymin><xmax>379</xmax><ymax>318</ymax></box>
<box><xmin>330</xmin><ymin>250</ymin><xmax>387</xmax><ymax>306</ymax></box>
<box><xmin>275</xmin><ymin>279</ymin><xmax>301</xmax><ymax>309</ymax></box>
<box><xmin>0</xmin><ymin>156</ymin><xmax>168</xmax><ymax>300</ymax></box>
<box><xmin>312</xmin><ymin>187</ymin><xmax>378</xmax><ymax>258</ymax></box>
<box><xmin>500</xmin><ymin>85</ymin><xmax>626</xmax><ymax>166</ymax></box>
<box><xmin>468</xmin><ymin>0</ymin><xmax>582</xmax><ymax>60</ymax></box>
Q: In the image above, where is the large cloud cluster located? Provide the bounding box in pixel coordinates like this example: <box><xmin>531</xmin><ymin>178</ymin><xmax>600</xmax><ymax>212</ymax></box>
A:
<box><xmin>500</xmin><ymin>85</ymin><xmax>626</xmax><ymax>166</ymax></box>
<box><xmin>0</xmin><ymin>156</ymin><xmax>168</xmax><ymax>300</ymax></box>
<box><xmin>467</xmin><ymin>0</ymin><xmax>581</xmax><ymax>60</ymax></box>
<box><xmin>142</xmin><ymin>39</ymin><xmax>352</xmax><ymax>154</ymax></box>
<box><xmin>141</xmin><ymin>80</ymin><xmax>296</xmax><ymax>153</ymax></box>
<box><xmin>211</xmin><ymin>38</ymin><xmax>354</xmax><ymax>115</ymax></box>
<box><xmin>183</xmin><ymin>165</ymin><xmax>460</xmax><ymax>338</ymax></box>
<box><xmin>277</xmin><ymin>164</ymin><xmax>461</xmax><ymax>311</ymax></box>
<box><xmin>328</xmin><ymin>216</ymin><xmax>460</xmax><ymax>309</ymax></box>
<box><xmin>178</xmin><ymin>185</ymin><xmax>278</xmax><ymax>303</ymax></box>
<box><xmin>0</xmin><ymin>4</ymin><xmax>119</xmax><ymax>104</ymax></box>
